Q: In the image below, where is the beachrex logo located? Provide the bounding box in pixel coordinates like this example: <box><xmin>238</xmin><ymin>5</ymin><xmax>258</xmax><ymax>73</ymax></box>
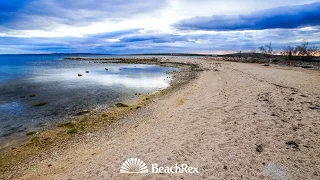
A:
<box><xmin>120</xmin><ymin>158</ymin><xmax>148</xmax><ymax>173</ymax></box>
<box><xmin>120</xmin><ymin>158</ymin><xmax>199</xmax><ymax>174</ymax></box>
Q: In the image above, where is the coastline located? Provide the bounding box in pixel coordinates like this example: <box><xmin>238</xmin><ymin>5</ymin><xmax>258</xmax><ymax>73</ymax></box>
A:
<box><xmin>0</xmin><ymin>57</ymin><xmax>199</xmax><ymax>178</ymax></box>
<box><xmin>1</xmin><ymin>57</ymin><xmax>320</xmax><ymax>179</ymax></box>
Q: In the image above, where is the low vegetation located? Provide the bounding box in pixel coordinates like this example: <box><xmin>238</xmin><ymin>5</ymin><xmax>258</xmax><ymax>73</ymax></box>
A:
<box><xmin>217</xmin><ymin>40</ymin><xmax>320</xmax><ymax>68</ymax></box>
<box><xmin>282</xmin><ymin>41</ymin><xmax>319</xmax><ymax>58</ymax></box>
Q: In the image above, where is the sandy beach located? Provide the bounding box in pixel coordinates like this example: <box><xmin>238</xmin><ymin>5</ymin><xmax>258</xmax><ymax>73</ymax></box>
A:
<box><xmin>1</xmin><ymin>57</ymin><xmax>320</xmax><ymax>179</ymax></box>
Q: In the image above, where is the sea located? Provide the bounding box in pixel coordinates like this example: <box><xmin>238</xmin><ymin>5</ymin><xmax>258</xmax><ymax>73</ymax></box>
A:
<box><xmin>0</xmin><ymin>54</ymin><xmax>176</xmax><ymax>147</ymax></box>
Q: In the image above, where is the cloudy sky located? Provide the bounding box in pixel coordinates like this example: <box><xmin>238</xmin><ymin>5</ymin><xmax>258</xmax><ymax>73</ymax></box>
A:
<box><xmin>0</xmin><ymin>0</ymin><xmax>320</xmax><ymax>54</ymax></box>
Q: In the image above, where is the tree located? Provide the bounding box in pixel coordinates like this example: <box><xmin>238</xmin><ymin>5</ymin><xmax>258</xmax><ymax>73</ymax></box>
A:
<box><xmin>259</xmin><ymin>42</ymin><xmax>273</xmax><ymax>55</ymax></box>
<box><xmin>308</xmin><ymin>46</ymin><xmax>319</xmax><ymax>56</ymax></box>
<box><xmin>295</xmin><ymin>40</ymin><xmax>309</xmax><ymax>56</ymax></box>
<box><xmin>283</xmin><ymin>46</ymin><xmax>294</xmax><ymax>59</ymax></box>
<box><xmin>265</xmin><ymin>42</ymin><xmax>273</xmax><ymax>55</ymax></box>
<box><xmin>259</xmin><ymin>46</ymin><xmax>267</xmax><ymax>54</ymax></box>
<box><xmin>294</xmin><ymin>40</ymin><xmax>319</xmax><ymax>56</ymax></box>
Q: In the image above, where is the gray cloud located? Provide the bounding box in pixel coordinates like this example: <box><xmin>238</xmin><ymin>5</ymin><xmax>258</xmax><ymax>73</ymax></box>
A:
<box><xmin>1</xmin><ymin>27</ymin><xmax>319</xmax><ymax>54</ymax></box>
<box><xmin>0</xmin><ymin>0</ymin><xmax>169</xmax><ymax>30</ymax></box>
<box><xmin>174</xmin><ymin>1</ymin><xmax>320</xmax><ymax>31</ymax></box>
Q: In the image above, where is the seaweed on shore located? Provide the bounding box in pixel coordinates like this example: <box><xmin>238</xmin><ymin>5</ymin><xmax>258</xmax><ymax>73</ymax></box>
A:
<box><xmin>115</xmin><ymin>103</ymin><xmax>129</xmax><ymax>107</ymax></box>
<box><xmin>57</xmin><ymin>121</ymin><xmax>76</xmax><ymax>128</ymax></box>
<box><xmin>67</xmin><ymin>128</ymin><xmax>78</xmax><ymax>135</ymax></box>
<box><xmin>26</xmin><ymin>131</ymin><xmax>37</xmax><ymax>136</ymax></box>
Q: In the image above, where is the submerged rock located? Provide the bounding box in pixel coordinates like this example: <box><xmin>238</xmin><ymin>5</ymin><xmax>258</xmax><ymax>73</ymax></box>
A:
<box><xmin>105</xmin><ymin>68</ymin><xmax>108</xmax><ymax>71</ymax></box>
<box><xmin>34</xmin><ymin>102</ymin><xmax>48</xmax><ymax>107</ymax></box>
<box><xmin>85</xmin><ymin>71</ymin><xmax>89</xmax><ymax>73</ymax></box>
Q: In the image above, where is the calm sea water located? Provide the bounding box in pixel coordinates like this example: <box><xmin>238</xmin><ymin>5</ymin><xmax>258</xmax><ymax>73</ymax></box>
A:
<box><xmin>0</xmin><ymin>55</ymin><xmax>176</xmax><ymax>145</ymax></box>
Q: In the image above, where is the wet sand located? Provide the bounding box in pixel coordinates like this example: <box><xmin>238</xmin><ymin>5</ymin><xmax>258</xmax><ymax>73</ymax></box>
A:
<box><xmin>1</xmin><ymin>57</ymin><xmax>320</xmax><ymax>179</ymax></box>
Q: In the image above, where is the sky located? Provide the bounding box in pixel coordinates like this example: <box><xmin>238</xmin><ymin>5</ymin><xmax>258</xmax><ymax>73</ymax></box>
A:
<box><xmin>0</xmin><ymin>0</ymin><xmax>320</xmax><ymax>54</ymax></box>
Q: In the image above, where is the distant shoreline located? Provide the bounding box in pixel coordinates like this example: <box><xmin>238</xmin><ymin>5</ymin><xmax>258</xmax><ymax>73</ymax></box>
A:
<box><xmin>0</xmin><ymin>53</ymin><xmax>214</xmax><ymax>57</ymax></box>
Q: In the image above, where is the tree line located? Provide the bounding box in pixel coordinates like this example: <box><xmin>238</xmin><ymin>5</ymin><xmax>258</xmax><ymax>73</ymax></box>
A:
<box><xmin>257</xmin><ymin>40</ymin><xmax>319</xmax><ymax>59</ymax></box>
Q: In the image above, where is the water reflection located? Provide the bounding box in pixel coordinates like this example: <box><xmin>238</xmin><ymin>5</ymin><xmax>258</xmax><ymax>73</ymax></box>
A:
<box><xmin>0</xmin><ymin>102</ymin><xmax>24</xmax><ymax>114</ymax></box>
<box><xmin>31</xmin><ymin>64</ymin><xmax>172</xmax><ymax>89</ymax></box>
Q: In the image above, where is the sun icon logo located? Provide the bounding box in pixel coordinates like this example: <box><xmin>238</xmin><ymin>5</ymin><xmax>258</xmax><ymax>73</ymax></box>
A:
<box><xmin>120</xmin><ymin>158</ymin><xmax>148</xmax><ymax>173</ymax></box>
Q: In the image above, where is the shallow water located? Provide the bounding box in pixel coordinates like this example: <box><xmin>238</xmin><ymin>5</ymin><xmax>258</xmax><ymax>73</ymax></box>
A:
<box><xmin>0</xmin><ymin>55</ymin><xmax>176</xmax><ymax>145</ymax></box>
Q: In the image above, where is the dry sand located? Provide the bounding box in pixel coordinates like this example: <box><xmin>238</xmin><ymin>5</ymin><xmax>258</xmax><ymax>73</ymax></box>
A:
<box><xmin>2</xmin><ymin>58</ymin><xmax>320</xmax><ymax>179</ymax></box>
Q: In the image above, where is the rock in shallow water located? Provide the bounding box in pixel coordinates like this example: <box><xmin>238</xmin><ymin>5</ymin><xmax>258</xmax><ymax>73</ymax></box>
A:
<box><xmin>34</xmin><ymin>102</ymin><xmax>48</xmax><ymax>107</ymax></box>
